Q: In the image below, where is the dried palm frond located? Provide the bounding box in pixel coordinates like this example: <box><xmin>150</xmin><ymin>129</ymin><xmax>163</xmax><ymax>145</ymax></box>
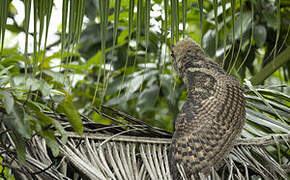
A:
<box><xmin>1</xmin><ymin>104</ymin><xmax>289</xmax><ymax>180</ymax></box>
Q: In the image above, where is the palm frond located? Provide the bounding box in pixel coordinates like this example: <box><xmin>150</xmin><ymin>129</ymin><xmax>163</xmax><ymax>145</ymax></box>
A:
<box><xmin>1</xmin><ymin>87</ymin><xmax>289</xmax><ymax>179</ymax></box>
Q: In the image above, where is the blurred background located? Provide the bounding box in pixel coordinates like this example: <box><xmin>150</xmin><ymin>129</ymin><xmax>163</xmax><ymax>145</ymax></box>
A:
<box><xmin>0</xmin><ymin>0</ymin><xmax>289</xmax><ymax>178</ymax></box>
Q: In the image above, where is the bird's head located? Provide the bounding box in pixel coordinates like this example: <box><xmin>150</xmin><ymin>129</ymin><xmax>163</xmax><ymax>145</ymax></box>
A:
<box><xmin>171</xmin><ymin>38</ymin><xmax>206</xmax><ymax>73</ymax></box>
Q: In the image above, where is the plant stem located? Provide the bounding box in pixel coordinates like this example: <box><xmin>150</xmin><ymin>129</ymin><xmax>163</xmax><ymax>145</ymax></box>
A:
<box><xmin>250</xmin><ymin>47</ymin><xmax>290</xmax><ymax>85</ymax></box>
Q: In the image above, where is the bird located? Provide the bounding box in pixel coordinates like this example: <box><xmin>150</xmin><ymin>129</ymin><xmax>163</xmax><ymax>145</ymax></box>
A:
<box><xmin>169</xmin><ymin>39</ymin><xmax>246</xmax><ymax>179</ymax></box>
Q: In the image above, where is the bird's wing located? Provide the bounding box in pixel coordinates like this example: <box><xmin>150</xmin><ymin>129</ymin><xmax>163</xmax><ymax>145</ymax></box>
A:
<box><xmin>171</xmin><ymin>75</ymin><xmax>246</xmax><ymax>178</ymax></box>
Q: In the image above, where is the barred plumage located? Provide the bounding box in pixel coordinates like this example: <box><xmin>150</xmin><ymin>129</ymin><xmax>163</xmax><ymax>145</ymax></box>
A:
<box><xmin>170</xmin><ymin>39</ymin><xmax>246</xmax><ymax>179</ymax></box>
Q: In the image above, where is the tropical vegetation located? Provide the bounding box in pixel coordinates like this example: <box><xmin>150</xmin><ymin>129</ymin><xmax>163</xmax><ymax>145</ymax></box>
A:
<box><xmin>0</xmin><ymin>0</ymin><xmax>289</xmax><ymax>179</ymax></box>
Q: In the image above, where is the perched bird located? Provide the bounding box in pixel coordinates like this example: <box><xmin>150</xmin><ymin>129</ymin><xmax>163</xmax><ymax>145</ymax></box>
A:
<box><xmin>169</xmin><ymin>39</ymin><xmax>246</xmax><ymax>179</ymax></box>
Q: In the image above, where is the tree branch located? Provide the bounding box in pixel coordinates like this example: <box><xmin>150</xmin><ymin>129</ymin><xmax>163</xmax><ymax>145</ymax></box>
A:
<box><xmin>250</xmin><ymin>47</ymin><xmax>290</xmax><ymax>85</ymax></box>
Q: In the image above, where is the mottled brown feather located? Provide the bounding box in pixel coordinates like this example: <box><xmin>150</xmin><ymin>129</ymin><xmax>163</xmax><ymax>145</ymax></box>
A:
<box><xmin>170</xmin><ymin>39</ymin><xmax>246</xmax><ymax>179</ymax></box>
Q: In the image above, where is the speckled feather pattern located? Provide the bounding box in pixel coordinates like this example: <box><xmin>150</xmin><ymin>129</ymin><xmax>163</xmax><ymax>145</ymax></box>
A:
<box><xmin>170</xmin><ymin>39</ymin><xmax>246</xmax><ymax>179</ymax></box>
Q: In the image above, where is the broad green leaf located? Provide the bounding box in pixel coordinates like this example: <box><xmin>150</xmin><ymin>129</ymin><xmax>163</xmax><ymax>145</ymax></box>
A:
<box><xmin>0</xmin><ymin>90</ymin><xmax>14</xmax><ymax>114</ymax></box>
<box><xmin>10</xmin><ymin>132</ymin><xmax>26</xmax><ymax>164</ymax></box>
<box><xmin>207</xmin><ymin>3</ymin><xmax>231</xmax><ymax>19</ymax></box>
<box><xmin>34</xmin><ymin>110</ymin><xmax>67</xmax><ymax>143</ymax></box>
<box><xmin>0</xmin><ymin>65</ymin><xmax>14</xmax><ymax>76</ymax></box>
<box><xmin>106</xmin><ymin>75</ymin><xmax>126</xmax><ymax>95</ymax></box>
<box><xmin>39</xmin><ymin>129</ymin><xmax>60</xmax><ymax>157</ymax></box>
<box><xmin>18</xmin><ymin>99</ymin><xmax>67</xmax><ymax>143</ymax></box>
<box><xmin>40</xmin><ymin>51</ymin><xmax>80</xmax><ymax>69</ymax></box>
<box><xmin>42</xmin><ymin>70</ymin><xmax>66</xmax><ymax>84</ymax></box>
<box><xmin>85</xmin><ymin>0</ymin><xmax>99</xmax><ymax>21</ymax></box>
<box><xmin>230</xmin><ymin>12</ymin><xmax>252</xmax><ymax>40</ymax></box>
<box><xmin>105</xmin><ymin>93</ymin><xmax>138</xmax><ymax>107</ymax></box>
<box><xmin>92</xmin><ymin>111</ymin><xmax>111</xmax><ymax>124</ymax></box>
<box><xmin>137</xmin><ymin>85</ymin><xmax>159</xmax><ymax>115</ymax></box>
<box><xmin>203</xmin><ymin>29</ymin><xmax>216</xmax><ymax>57</ymax></box>
<box><xmin>127</xmin><ymin>70</ymin><xmax>159</xmax><ymax>95</ymax></box>
<box><xmin>57</xmin><ymin>94</ymin><xmax>83</xmax><ymax>136</ymax></box>
<box><xmin>5</xmin><ymin>103</ymin><xmax>30</xmax><ymax>138</ymax></box>
<box><xmin>262</xmin><ymin>9</ymin><xmax>278</xmax><ymax>29</ymax></box>
<box><xmin>4</xmin><ymin>24</ymin><xmax>23</xmax><ymax>33</ymax></box>
<box><xmin>160</xmin><ymin>74</ymin><xmax>183</xmax><ymax>106</ymax></box>
<box><xmin>38</xmin><ymin>79</ymin><xmax>53</xmax><ymax>97</ymax></box>
<box><xmin>254</xmin><ymin>25</ymin><xmax>267</xmax><ymax>47</ymax></box>
<box><xmin>87</xmin><ymin>51</ymin><xmax>102</xmax><ymax>67</ymax></box>
<box><xmin>127</xmin><ymin>75</ymin><xmax>145</xmax><ymax>94</ymax></box>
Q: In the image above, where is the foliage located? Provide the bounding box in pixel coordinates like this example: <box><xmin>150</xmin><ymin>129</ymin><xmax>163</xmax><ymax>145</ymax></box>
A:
<box><xmin>0</xmin><ymin>0</ymin><xmax>289</xmax><ymax>179</ymax></box>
